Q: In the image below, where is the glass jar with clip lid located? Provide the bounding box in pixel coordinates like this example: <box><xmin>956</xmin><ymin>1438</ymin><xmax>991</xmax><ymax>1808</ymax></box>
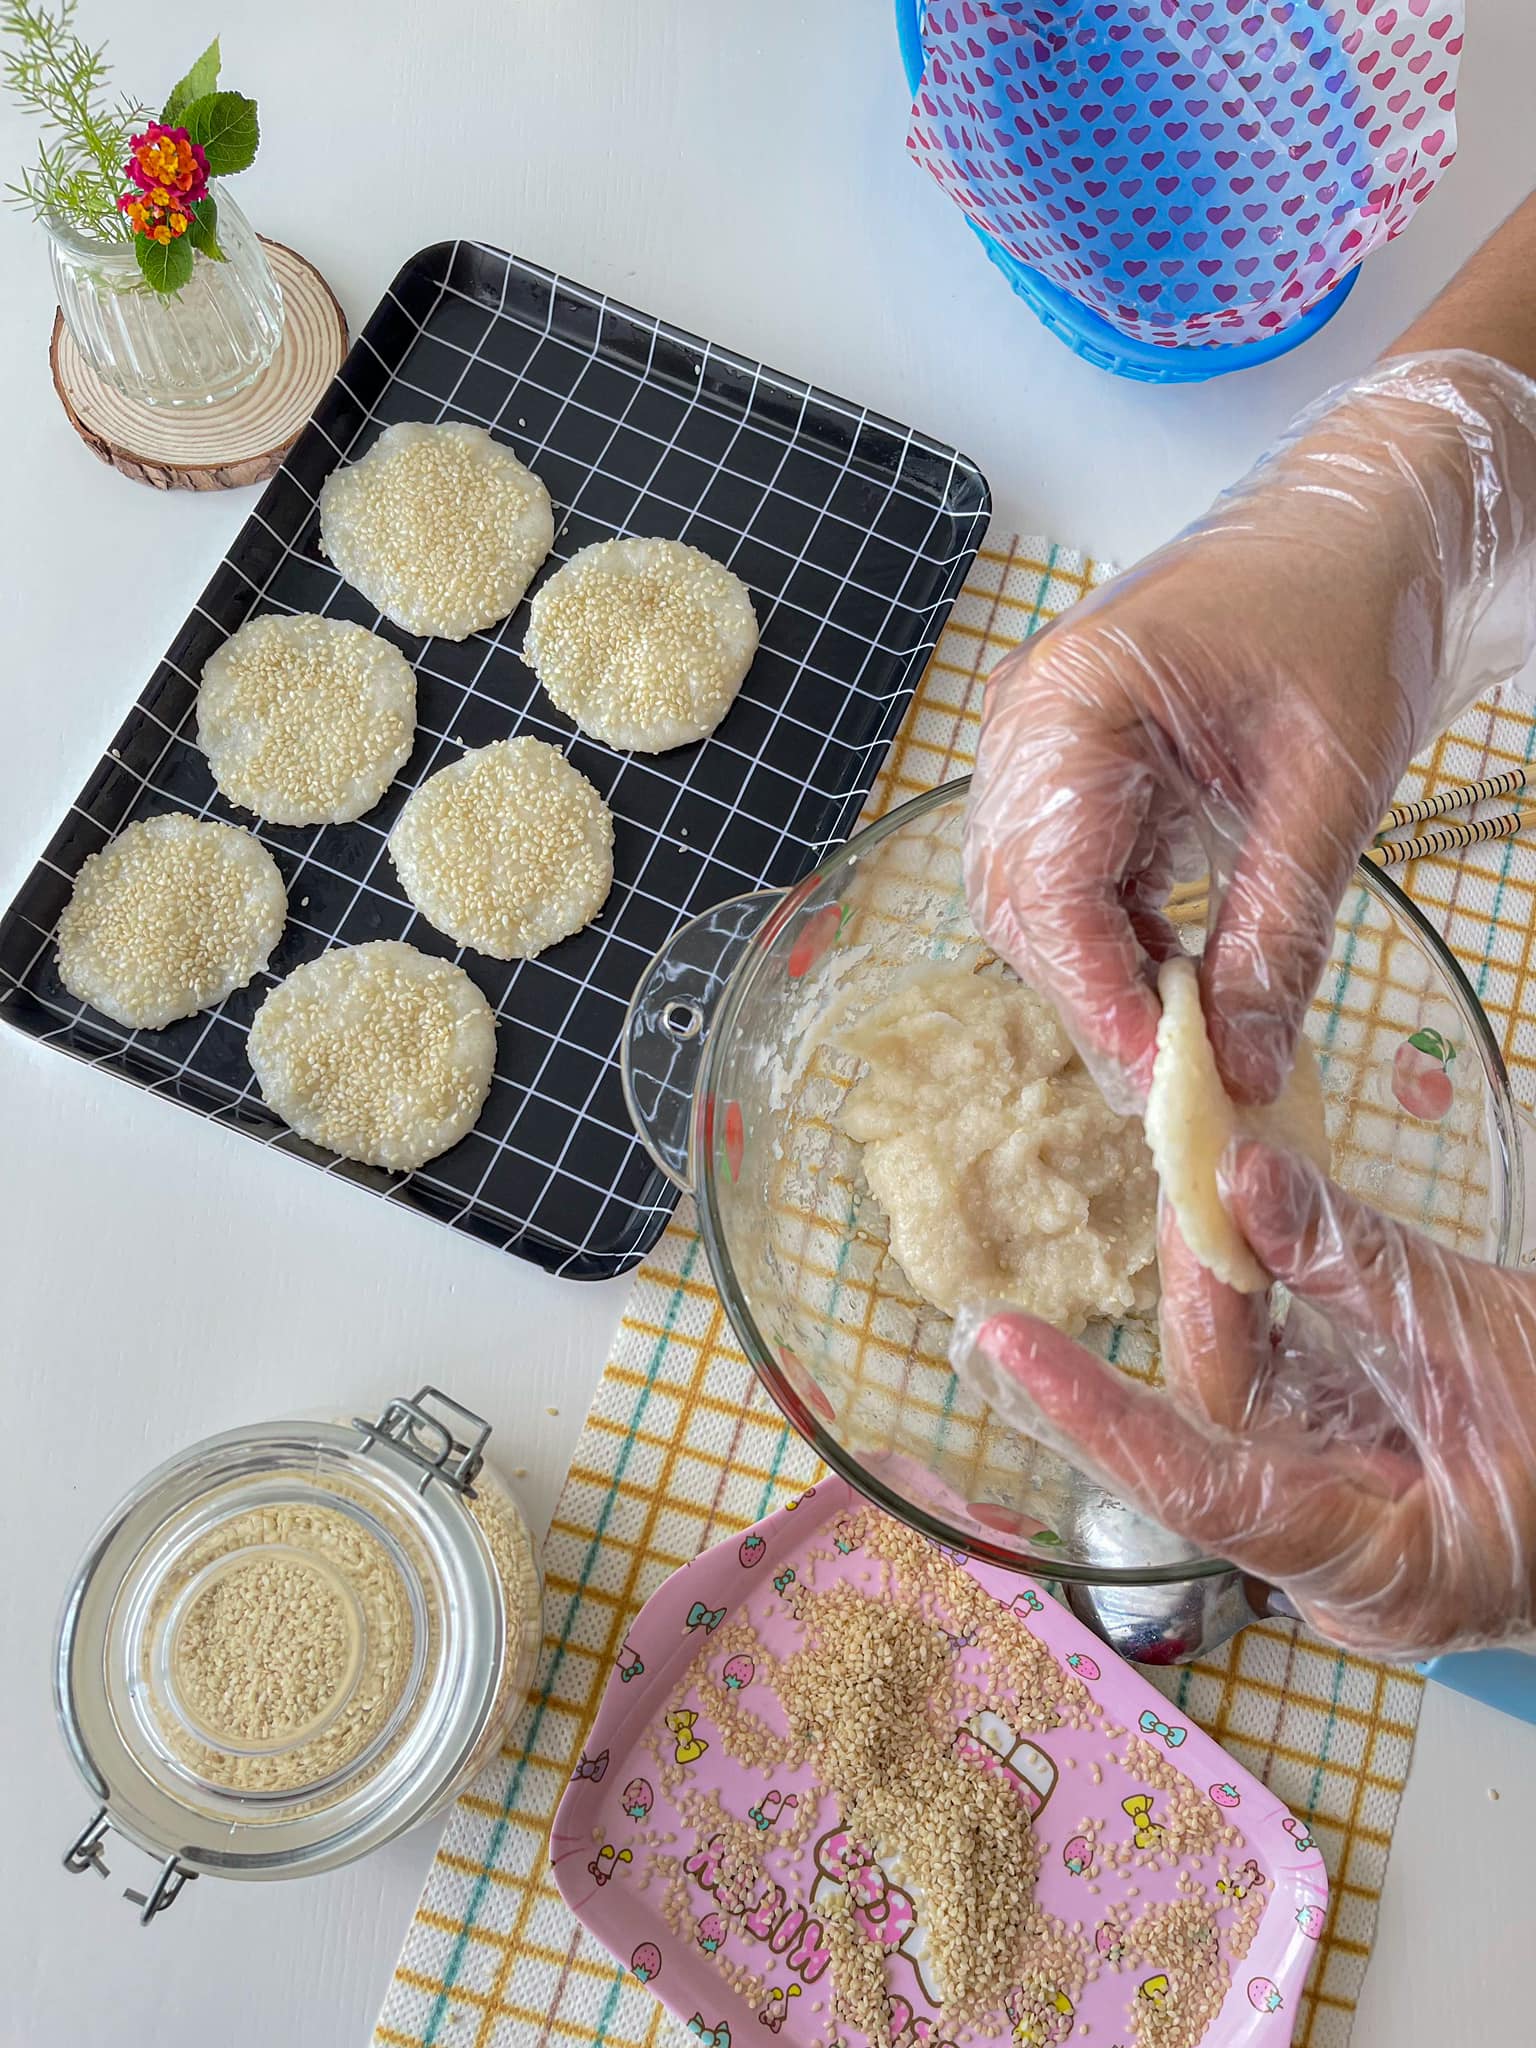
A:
<box><xmin>55</xmin><ymin>1386</ymin><xmax>542</xmax><ymax>1922</ymax></box>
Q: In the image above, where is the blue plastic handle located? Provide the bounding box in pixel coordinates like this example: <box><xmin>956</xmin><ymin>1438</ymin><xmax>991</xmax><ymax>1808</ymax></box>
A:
<box><xmin>895</xmin><ymin>0</ymin><xmax>1357</xmax><ymax>384</ymax></box>
<box><xmin>1418</xmin><ymin>1651</ymin><xmax>1536</xmax><ymax>1726</ymax></box>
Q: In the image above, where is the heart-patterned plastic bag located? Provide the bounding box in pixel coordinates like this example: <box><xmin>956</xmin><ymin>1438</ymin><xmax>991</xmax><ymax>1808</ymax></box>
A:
<box><xmin>906</xmin><ymin>1</ymin><xmax>1463</xmax><ymax>349</ymax></box>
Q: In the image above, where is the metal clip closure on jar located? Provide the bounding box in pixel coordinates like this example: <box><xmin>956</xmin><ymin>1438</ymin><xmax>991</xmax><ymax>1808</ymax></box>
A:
<box><xmin>55</xmin><ymin>1387</ymin><xmax>542</xmax><ymax>1922</ymax></box>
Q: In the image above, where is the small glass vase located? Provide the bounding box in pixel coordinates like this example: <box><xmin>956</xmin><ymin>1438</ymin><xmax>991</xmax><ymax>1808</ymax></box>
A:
<box><xmin>47</xmin><ymin>192</ymin><xmax>284</xmax><ymax>410</ymax></box>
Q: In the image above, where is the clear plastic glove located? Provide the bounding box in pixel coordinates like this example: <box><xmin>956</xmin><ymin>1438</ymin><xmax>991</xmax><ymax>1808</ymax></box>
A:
<box><xmin>965</xmin><ymin>350</ymin><xmax>1536</xmax><ymax>1114</ymax></box>
<box><xmin>955</xmin><ymin>1142</ymin><xmax>1536</xmax><ymax>1661</ymax></box>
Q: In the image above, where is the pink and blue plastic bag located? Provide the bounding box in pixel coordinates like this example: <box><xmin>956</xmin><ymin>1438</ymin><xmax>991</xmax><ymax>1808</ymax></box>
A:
<box><xmin>905</xmin><ymin>1</ymin><xmax>1462</xmax><ymax>355</ymax></box>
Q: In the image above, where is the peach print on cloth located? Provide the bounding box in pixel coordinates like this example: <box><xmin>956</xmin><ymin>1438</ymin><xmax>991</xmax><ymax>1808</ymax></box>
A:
<box><xmin>905</xmin><ymin>0</ymin><xmax>1462</xmax><ymax>347</ymax></box>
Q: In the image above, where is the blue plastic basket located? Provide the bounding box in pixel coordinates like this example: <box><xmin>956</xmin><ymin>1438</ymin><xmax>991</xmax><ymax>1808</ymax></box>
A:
<box><xmin>896</xmin><ymin>0</ymin><xmax>1358</xmax><ymax>385</ymax></box>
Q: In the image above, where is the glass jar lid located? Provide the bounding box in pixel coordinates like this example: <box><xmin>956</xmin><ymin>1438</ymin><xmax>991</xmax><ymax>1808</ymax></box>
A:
<box><xmin>57</xmin><ymin>1389</ymin><xmax>510</xmax><ymax>1917</ymax></box>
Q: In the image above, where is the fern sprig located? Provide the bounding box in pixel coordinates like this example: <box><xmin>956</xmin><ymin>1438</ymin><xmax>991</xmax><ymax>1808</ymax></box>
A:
<box><xmin>3</xmin><ymin>1</ymin><xmax>143</xmax><ymax>237</ymax></box>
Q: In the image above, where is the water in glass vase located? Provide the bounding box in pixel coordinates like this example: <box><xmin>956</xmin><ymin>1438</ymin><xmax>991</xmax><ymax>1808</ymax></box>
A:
<box><xmin>48</xmin><ymin>192</ymin><xmax>284</xmax><ymax>410</ymax></box>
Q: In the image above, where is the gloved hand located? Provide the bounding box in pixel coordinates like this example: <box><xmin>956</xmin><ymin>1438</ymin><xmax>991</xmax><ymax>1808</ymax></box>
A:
<box><xmin>955</xmin><ymin>1141</ymin><xmax>1536</xmax><ymax>1661</ymax></box>
<box><xmin>965</xmin><ymin>351</ymin><xmax>1536</xmax><ymax>1114</ymax></box>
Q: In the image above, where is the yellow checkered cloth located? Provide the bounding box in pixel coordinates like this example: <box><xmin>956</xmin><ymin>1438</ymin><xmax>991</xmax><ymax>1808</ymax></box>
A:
<box><xmin>375</xmin><ymin>534</ymin><xmax>1536</xmax><ymax>2048</ymax></box>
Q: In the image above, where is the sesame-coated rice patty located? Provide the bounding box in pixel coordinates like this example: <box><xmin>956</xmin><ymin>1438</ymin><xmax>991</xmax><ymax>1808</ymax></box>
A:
<box><xmin>388</xmin><ymin>737</ymin><xmax>613</xmax><ymax>961</ymax></box>
<box><xmin>523</xmin><ymin>536</ymin><xmax>758</xmax><ymax>752</ymax></box>
<box><xmin>199</xmin><ymin>613</ymin><xmax>417</xmax><ymax>826</ymax></box>
<box><xmin>56</xmin><ymin>813</ymin><xmax>286</xmax><ymax>1030</ymax></box>
<box><xmin>248</xmin><ymin>940</ymin><xmax>496</xmax><ymax>1171</ymax></box>
<box><xmin>319</xmin><ymin>422</ymin><xmax>554</xmax><ymax>641</ymax></box>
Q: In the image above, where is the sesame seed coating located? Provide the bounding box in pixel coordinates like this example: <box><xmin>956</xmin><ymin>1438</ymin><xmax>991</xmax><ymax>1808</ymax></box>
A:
<box><xmin>198</xmin><ymin>613</ymin><xmax>417</xmax><ymax>826</ymax></box>
<box><xmin>662</xmin><ymin>1512</ymin><xmax>1060</xmax><ymax>2030</ymax></box>
<box><xmin>248</xmin><ymin>940</ymin><xmax>496</xmax><ymax>1171</ymax></box>
<box><xmin>1125</xmin><ymin>1895</ymin><xmax>1228</xmax><ymax>2047</ymax></box>
<box><xmin>1220</xmin><ymin>1864</ymin><xmax>1267</xmax><ymax>1963</ymax></box>
<box><xmin>1120</xmin><ymin>1737</ymin><xmax>1231</xmax><ymax>1862</ymax></box>
<box><xmin>784</xmin><ymin>1581</ymin><xmax>1041</xmax><ymax>2018</ymax></box>
<box><xmin>388</xmin><ymin>737</ymin><xmax>613</xmax><ymax>960</ymax></box>
<box><xmin>461</xmin><ymin>1469</ymin><xmax>545</xmax><ymax>1758</ymax></box>
<box><xmin>523</xmin><ymin>536</ymin><xmax>758</xmax><ymax>752</ymax></box>
<box><xmin>822</xmin><ymin>1885</ymin><xmax>893</xmax><ymax>2045</ymax></box>
<box><xmin>56</xmin><ymin>813</ymin><xmax>287</xmax><ymax>1030</ymax></box>
<box><xmin>319</xmin><ymin>422</ymin><xmax>554</xmax><ymax>641</ymax></box>
<box><xmin>647</xmin><ymin>1510</ymin><xmax>1259</xmax><ymax>2047</ymax></box>
<box><xmin>141</xmin><ymin>1459</ymin><xmax>537</xmax><ymax>1805</ymax></box>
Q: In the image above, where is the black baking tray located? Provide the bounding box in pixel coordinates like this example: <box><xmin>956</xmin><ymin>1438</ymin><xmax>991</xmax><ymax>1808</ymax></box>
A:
<box><xmin>0</xmin><ymin>241</ymin><xmax>990</xmax><ymax>1278</ymax></box>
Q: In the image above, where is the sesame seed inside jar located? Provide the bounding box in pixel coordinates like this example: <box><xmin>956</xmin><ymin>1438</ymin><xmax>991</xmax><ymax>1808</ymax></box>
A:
<box><xmin>157</xmin><ymin>1516</ymin><xmax>402</xmax><ymax>1784</ymax></box>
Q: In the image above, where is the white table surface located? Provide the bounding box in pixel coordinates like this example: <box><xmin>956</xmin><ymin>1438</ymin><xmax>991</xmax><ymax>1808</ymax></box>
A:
<box><xmin>2</xmin><ymin>3</ymin><xmax>1533</xmax><ymax>2042</ymax></box>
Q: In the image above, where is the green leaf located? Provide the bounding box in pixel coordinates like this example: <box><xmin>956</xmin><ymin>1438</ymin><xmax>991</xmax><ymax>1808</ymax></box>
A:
<box><xmin>1407</xmin><ymin>1027</ymin><xmax>1454</xmax><ymax>1066</ymax></box>
<box><xmin>181</xmin><ymin>91</ymin><xmax>259</xmax><ymax>177</ymax></box>
<box><xmin>161</xmin><ymin>38</ymin><xmax>222</xmax><ymax>126</ymax></box>
<box><xmin>185</xmin><ymin>193</ymin><xmax>225</xmax><ymax>261</ymax></box>
<box><xmin>134</xmin><ymin>231</ymin><xmax>196</xmax><ymax>294</ymax></box>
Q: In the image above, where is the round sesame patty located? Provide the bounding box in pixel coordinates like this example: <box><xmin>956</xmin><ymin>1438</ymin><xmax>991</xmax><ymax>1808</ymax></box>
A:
<box><xmin>522</xmin><ymin>536</ymin><xmax>758</xmax><ymax>752</ymax></box>
<box><xmin>248</xmin><ymin>941</ymin><xmax>496</xmax><ymax>1172</ymax></box>
<box><xmin>56</xmin><ymin>813</ymin><xmax>286</xmax><ymax>1030</ymax></box>
<box><xmin>388</xmin><ymin>737</ymin><xmax>613</xmax><ymax>961</ymax></box>
<box><xmin>318</xmin><ymin>422</ymin><xmax>554</xmax><ymax>641</ymax></box>
<box><xmin>198</xmin><ymin>613</ymin><xmax>417</xmax><ymax>826</ymax></box>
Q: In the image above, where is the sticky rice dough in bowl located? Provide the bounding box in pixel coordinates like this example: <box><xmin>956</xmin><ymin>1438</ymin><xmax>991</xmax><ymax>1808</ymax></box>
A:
<box><xmin>622</xmin><ymin>781</ymin><xmax>1522</xmax><ymax>1583</ymax></box>
<box><xmin>837</xmin><ymin>963</ymin><xmax>1160</xmax><ymax>1336</ymax></box>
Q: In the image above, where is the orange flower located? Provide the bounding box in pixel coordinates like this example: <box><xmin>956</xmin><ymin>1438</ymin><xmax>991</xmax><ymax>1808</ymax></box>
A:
<box><xmin>117</xmin><ymin>191</ymin><xmax>192</xmax><ymax>244</ymax></box>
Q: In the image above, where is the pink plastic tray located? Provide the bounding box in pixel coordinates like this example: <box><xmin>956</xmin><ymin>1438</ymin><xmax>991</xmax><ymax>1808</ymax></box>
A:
<box><xmin>551</xmin><ymin>1479</ymin><xmax>1324</xmax><ymax>2047</ymax></box>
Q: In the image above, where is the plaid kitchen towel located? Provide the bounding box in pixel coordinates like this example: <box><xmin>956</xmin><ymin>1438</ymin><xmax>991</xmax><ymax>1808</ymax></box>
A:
<box><xmin>376</xmin><ymin>532</ymin><xmax>1536</xmax><ymax>2048</ymax></box>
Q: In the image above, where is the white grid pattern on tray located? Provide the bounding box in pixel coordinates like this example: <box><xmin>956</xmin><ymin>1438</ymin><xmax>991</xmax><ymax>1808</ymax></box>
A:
<box><xmin>0</xmin><ymin>242</ymin><xmax>990</xmax><ymax>1278</ymax></box>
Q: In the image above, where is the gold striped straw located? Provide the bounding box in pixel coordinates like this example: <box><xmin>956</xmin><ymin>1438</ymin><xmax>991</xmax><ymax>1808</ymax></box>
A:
<box><xmin>1374</xmin><ymin>770</ymin><xmax>1525</xmax><ymax>838</ymax></box>
<box><xmin>1363</xmin><ymin>807</ymin><xmax>1536</xmax><ymax>869</ymax></box>
<box><xmin>1165</xmin><ymin>772</ymin><xmax>1531</xmax><ymax>917</ymax></box>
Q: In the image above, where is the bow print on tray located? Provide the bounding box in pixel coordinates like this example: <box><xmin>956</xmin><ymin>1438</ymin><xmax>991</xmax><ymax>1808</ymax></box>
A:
<box><xmin>1139</xmin><ymin>1708</ymin><xmax>1187</xmax><ymax>1749</ymax></box>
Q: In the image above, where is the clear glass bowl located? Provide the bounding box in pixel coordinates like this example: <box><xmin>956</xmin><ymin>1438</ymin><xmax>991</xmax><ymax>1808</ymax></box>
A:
<box><xmin>47</xmin><ymin>196</ymin><xmax>284</xmax><ymax>409</ymax></box>
<box><xmin>625</xmin><ymin>781</ymin><xmax>1524</xmax><ymax>1586</ymax></box>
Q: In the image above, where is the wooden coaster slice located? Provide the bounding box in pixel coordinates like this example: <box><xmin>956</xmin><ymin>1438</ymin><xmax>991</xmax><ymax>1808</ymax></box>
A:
<box><xmin>50</xmin><ymin>240</ymin><xmax>347</xmax><ymax>491</ymax></box>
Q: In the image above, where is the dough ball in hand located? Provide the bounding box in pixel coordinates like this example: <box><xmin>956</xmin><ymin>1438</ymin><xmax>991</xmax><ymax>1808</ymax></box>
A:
<box><xmin>523</xmin><ymin>536</ymin><xmax>758</xmax><ymax>752</ymax></box>
<box><xmin>57</xmin><ymin>813</ymin><xmax>286</xmax><ymax>1030</ymax></box>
